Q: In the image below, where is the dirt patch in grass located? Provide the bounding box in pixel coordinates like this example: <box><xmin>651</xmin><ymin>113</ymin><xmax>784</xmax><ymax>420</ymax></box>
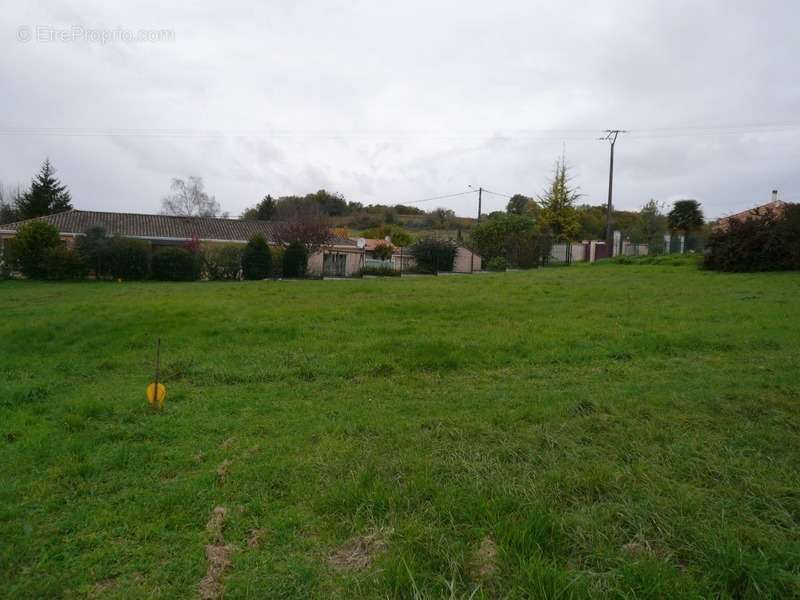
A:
<box><xmin>328</xmin><ymin>528</ymin><xmax>391</xmax><ymax>571</ymax></box>
<box><xmin>469</xmin><ymin>536</ymin><xmax>498</xmax><ymax>580</ymax></box>
<box><xmin>247</xmin><ymin>528</ymin><xmax>266</xmax><ymax>549</ymax></box>
<box><xmin>199</xmin><ymin>543</ymin><xmax>234</xmax><ymax>600</ymax></box>
<box><xmin>622</xmin><ymin>539</ymin><xmax>655</xmax><ymax>557</ymax></box>
<box><xmin>90</xmin><ymin>577</ymin><xmax>118</xmax><ymax>597</ymax></box>
<box><xmin>199</xmin><ymin>506</ymin><xmax>235</xmax><ymax>600</ymax></box>
<box><xmin>206</xmin><ymin>506</ymin><xmax>227</xmax><ymax>540</ymax></box>
<box><xmin>216</xmin><ymin>459</ymin><xmax>232</xmax><ymax>484</ymax></box>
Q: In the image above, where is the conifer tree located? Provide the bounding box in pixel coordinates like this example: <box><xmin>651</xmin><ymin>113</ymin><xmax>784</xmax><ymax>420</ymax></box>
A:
<box><xmin>537</xmin><ymin>157</ymin><xmax>581</xmax><ymax>242</ymax></box>
<box><xmin>16</xmin><ymin>159</ymin><xmax>73</xmax><ymax>219</ymax></box>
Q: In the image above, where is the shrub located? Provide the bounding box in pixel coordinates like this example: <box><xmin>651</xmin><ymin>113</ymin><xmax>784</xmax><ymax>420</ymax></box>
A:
<box><xmin>373</xmin><ymin>242</ymin><xmax>394</xmax><ymax>261</ymax></box>
<box><xmin>241</xmin><ymin>235</ymin><xmax>272</xmax><ymax>280</ymax></box>
<box><xmin>271</xmin><ymin>246</ymin><xmax>285</xmax><ymax>278</ymax></box>
<box><xmin>486</xmin><ymin>256</ymin><xmax>508</xmax><ymax>271</ymax></box>
<box><xmin>75</xmin><ymin>226</ymin><xmax>111</xmax><ymax>277</ymax></box>
<box><xmin>107</xmin><ymin>237</ymin><xmax>151</xmax><ymax>280</ymax></box>
<box><xmin>471</xmin><ymin>214</ymin><xmax>543</xmax><ymax>268</ymax></box>
<box><xmin>1</xmin><ymin>239</ymin><xmax>17</xmax><ymax>279</ymax></box>
<box><xmin>361</xmin><ymin>265</ymin><xmax>400</xmax><ymax>277</ymax></box>
<box><xmin>705</xmin><ymin>204</ymin><xmax>800</xmax><ymax>272</ymax></box>
<box><xmin>409</xmin><ymin>238</ymin><xmax>456</xmax><ymax>273</ymax></box>
<box><xmin>151</xmin><ymin>247</ymin><xmax>199</xmax><ymax>281</ymax></box>
<box><xmin>282</xmin><ymin>242</ymin><xmax>308</xmax><ymax>278</ymax></box>
<box><xmin>44</xmin><ymin>246</ymin><xmax>89</xmax><ymax>280</ymax></box>
<box><xmin>205</xmin><ymin>244</ymin><xmax>243</xmax><ymax>280</ymax></box>
<box><xmin>14</xmin><ymin>221</ymin><xmax>61</xmax><ymax>279</ymax></box>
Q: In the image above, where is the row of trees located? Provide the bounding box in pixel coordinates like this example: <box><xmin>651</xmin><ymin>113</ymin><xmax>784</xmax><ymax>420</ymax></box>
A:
<box><xmin>3</xmin><ymin>221</ymin><xmax>313</xmax><ymax>281</ymax></box>
<box><xmin>464</xmin><ymin>156</ymin><xmax>709</xmax><ymax>268</ymax></box>
<box><xmin>500</xmin><ymin>158</ymin><xmax>706</xmax><ymax>245</ymax></box>
<box><xmin>3</xmin><ymin>219</ymin><xmax>462</xmax><ymax>280</ymax></box>
<box><xmin>240</xmin><ymin>191</ymin><xmax>433</xmax><ymax>222</ymax></box>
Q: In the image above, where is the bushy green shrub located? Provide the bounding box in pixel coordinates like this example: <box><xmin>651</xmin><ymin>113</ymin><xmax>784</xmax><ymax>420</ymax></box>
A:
<box><xmin>14</xmin><ymin>221</ymin><xmax>61</xmax><ymax>279</ymax></box>
<box><xmin>486</xmin><ymin>256</ymin><xmax>508</xmax><ymax>271</ymax></box>
<box><xmin>705</xmin><ymin>204</ymin><xmax>800</xmax><ymax>272</ymax></box>
<box><xmin>204</xmin><ymin>244</ymin><xmax>243</xmax><ymax>280</ymax></box>
<box><xmin>361</xmin><ymin>265</ymin><xmax>400</xmax><ymax>277</ymax></box>
<box><xmin>1</xmin><ymin>239</ymin><xmax>17</xmax><ymax>279</ymax></box>
<box><xmin>151</xmin><ymin>247</ymin><xmax>199</xmax><ymax>281</ymax></box>
<box><xmin>107</xmin><ymin>237</ymin><xmax>151</xmax><ymax>280</ymax></box>
<box><xmin>470</xmin><ymin>213</ymin><xmax>544</xmax><ymax>268</ymax></box>
<box><xmin>75</xmin><ymin>226</ymin><xmax>111</xmax><ymax>277</ymax></box>
<box><xmin>241</xmin><ymin>235</ymin><xmax>272</xmax><ymax>280</ymax></box>
<box><xmin>409</xmin><ymin>238</ymin><xmax>456</xmax><ymax>273</ymax></box>
<box><xmin>271</xmin><ymin>246</ymin><xmax>285</xmax><ymax>278</ymax></box>
<box><xmin>282</xmin><ymin>242</ymin><xmax>308</xmax><ymax>278</ymax></box>
<box><xmin>44</xmin><ymin>246</ymin><xmax>89</xmax><ymax>280</ymax></box>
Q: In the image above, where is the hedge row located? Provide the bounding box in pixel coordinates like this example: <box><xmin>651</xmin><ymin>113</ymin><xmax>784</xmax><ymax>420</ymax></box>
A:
<box><xmin>705</xmin><ymin>204</ymin><xmax>800</xmax><ymax>272</ymax></box>
<box><xmin>4</xmin><ymin>222</ymin><xmax>311</xmax><ymax>281</ymax></box>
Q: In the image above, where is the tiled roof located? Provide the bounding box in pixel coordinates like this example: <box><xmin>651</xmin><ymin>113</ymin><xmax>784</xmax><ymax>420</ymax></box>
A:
<box><xmin>0</xmin><ymin>210</ymin><xmax>355</xmax><ymax>246</ymax></box>
<box><xmin>716</xmin><ymin>200</ymin><xmax>787</xmax><ymax>228</ymax></box>
<box><xmin>360</xmin><ymin>237</ymin><xmax>397</xmax><ymax>252</ymax></box>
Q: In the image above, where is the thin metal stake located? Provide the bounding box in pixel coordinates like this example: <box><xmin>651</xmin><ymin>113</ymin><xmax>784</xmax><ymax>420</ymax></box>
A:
<box><xmin>154</xmin><ymin>337</ymin><xmax>161</xmax><ymax>408</ymax></box>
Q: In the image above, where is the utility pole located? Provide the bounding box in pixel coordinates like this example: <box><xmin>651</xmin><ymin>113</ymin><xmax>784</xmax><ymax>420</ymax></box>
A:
<box><xmin>599</xmin><ymin>130</ymin><xmax>627</xmax><ymax>249</ymax></box>
<box><xmin>468</xmin><ymin>186</ymin><xmax>483</xmax><ymax>273</ymax></box>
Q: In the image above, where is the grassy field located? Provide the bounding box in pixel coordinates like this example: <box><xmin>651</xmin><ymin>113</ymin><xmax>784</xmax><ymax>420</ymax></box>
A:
<box><xmin>1</xmin><ymin>263</ymin><xmax>799</xmax><ymax>598</ymax></box>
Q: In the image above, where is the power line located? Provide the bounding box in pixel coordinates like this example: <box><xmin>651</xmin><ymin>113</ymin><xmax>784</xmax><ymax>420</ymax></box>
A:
<box><xmin>400</xmin><ymin>190</ymin><xmax>476</xmax><ymax>205</ymax></box>
<box><xmin>481</xmin><ymin>189</ymin><xmax>513</xmax><ymax>199</ymax></box>
<box><xmin>1</xmin><ymin>123</ymin><xmax>799</xmax><ymax>140</ymax></box>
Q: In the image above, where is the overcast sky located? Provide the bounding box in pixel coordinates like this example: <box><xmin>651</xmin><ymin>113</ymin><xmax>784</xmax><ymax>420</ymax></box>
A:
<box><xmin>2</xmin><ymin>1</ymin><xmax>799</xmax><ymax>219</ymax></box>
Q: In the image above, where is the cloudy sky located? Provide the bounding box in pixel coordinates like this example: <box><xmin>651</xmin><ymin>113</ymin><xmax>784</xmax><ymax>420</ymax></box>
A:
<box><xmin>2</xmin><ymin>1</ymin><xmax>799</xmax><ymax>219</ymax></box>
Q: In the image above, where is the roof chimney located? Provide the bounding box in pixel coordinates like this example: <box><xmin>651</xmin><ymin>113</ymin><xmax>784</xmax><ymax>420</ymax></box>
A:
<box><xmin>772</xmin><ymin>189</ymin><xmax>778</xmax><ymax>202</ymax></box>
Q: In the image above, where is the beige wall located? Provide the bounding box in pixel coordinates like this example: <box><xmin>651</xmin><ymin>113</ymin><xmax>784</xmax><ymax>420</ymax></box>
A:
<box><xmin>346</xmin><ymin>251</ymin><xmax>362</xmax><ymax>275</ymax></box>
<box><xmin>453</xmin><ymin>247</ymin><xmax>481</xmax><ymax>272</ymax></box>
<box><xmin>307</xmin><ymin>250</ymin><xmax>324</xmax><ymax>276</ymax></box>
<box><xmin>311</xmin><ymin>248</ymin><xmax>363</xmax><ymax>277</ymax></box>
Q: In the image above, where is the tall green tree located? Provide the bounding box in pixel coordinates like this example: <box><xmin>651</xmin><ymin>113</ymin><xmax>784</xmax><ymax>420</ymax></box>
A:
<box><xmin>633</xmin><ymin>199</ymin><xmax>668</xmax><ymax>246</ymax></box>
<box><xmin>537</xmin><ymin>157</ymin><xmax>581</xmax><ymax>241</ymax></box>
<box><xmin>242</xmin><ymin>195</ymin><xmax>277</xmax><ymax>220</ymax></box>
<box><xmin>506</xmin><ymin>194</ymin><xmax>539</xmax><ymax>218</ymax></box>
<box><xmin>668</xmin><ymin>199</ymin><xmax>705</xmax><ymax>234</ymax></box>
<box><xmin>282</xmin><ymin>241</ymin><xmax>309</xmax><ymax>278</ymax></box>
<box><xmin>15</xmin><ymin>159</ymin><xmax>73</xmax><ymax>219</ymax></box>
<box><xmin>14</xmin><ymin>221</ymin><xmax>62</xmax><ymax>279</ymax></box>
<box><xmin>241</xmin><ymin>234</ymin><xmax>272</xmax><ymax>280</ymax></box>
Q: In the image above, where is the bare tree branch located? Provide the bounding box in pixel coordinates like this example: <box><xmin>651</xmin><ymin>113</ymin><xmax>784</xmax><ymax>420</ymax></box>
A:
<box><xmin>161</xmin><ymin>176</ymin><xmax>221</xmax><ymax>217</ymax></box>
<box><xmin>273</xmin><ymin>206</ymin><xmax>334</xmax><ymax>253</ymax></box>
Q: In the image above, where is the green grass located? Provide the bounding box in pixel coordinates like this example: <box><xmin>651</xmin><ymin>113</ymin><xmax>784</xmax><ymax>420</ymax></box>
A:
<box><xmin>1</xmin><ymin>264</ymin><xmax>799</xmax><ymax>598</ymax></box>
